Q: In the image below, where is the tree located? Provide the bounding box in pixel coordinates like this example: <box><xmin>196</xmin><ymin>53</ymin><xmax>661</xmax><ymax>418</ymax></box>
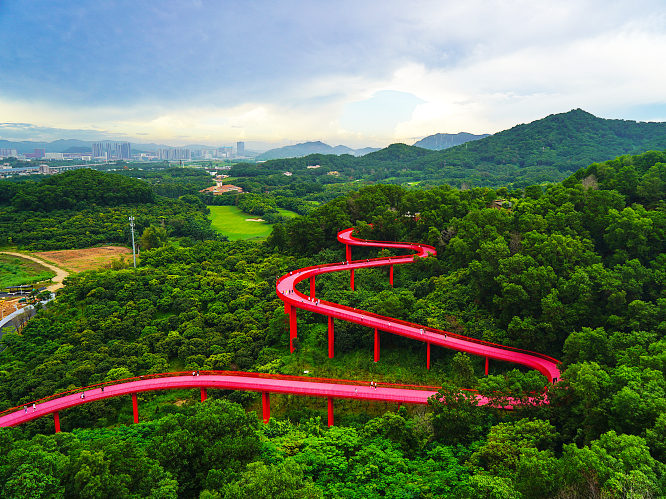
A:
<box><xmin>140</xmin><ymin>225</ymin><xmax>168</xmax><ymax>250</ymax></box>
<box><xmin>150</xmin><ymin>399</ymin><xmax>261</xmax><ymax>498</ymax></box>
<box><xmin>216</xmin><ymin>460</ymin><xmax>323</xmax><ymax>499</ymax></box>
<box><xmin>267</xmin><ymin>223</ymin><xmax>287</xmax><ymax>251</ymax></box>
<box><xmin>451</xmin><ymin>352</ymin><xmax>477</xmax><ymax>388</ymax></box>
<box><xmin>468</xmin><ymin>418</ymin><xmax>558</xmax><ymax>477</ymax></box>
<box><xmin>558</xmin><ymin>431</ymin><xmax>661</xmax><ymax>499</ymax></box>
<box><xmin>428</xmin><ymin>383</ymin><xmax>488</xmax><ymax>446</ymax></box>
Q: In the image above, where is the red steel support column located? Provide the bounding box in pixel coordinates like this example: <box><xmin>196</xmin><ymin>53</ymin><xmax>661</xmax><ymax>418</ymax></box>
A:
<box><xmin>132</xmin><ymin>393</ymin><xmax>139</xmax><ymax>424</ymax></box>
<box><xmin>262</xmin><ymin>392</ymin><xmax>270</xmax><ymax>423</ymax></box>
<box><xmin>374</xmin><ymin>328</ymin><xmax>379</xmax><ymax>362</ymax></box>
<box><xmin>485</xmin><ymin>357</ymin><xmax>489</xmax><ymax>376</ymax></box>
<box><xmin>390</xmin><ymin>265</ymin><xmax>394</xmax><ymax>287</ymax></box>
<box><xmin>290</xmin><ymin>306</ymin><xmax>297</xmax><ymax>353</ymax></box>
<box><xmin>200</xmin><ymin>387</ymin><xmax>207</xmax><ymax>402</ymax></box>
<box><xmin>327</xmin><ymin>396</ymin><xmax>334</xmax><ymax>427</ymax></box>
<box><xmin>328</xmin><ymin>316</ymin><xmax>334</xmax><ymax>358</ymax></box>
<box><xmin>346</xmin><ymin>244</ymin><xmax>351</xmax><ymax>262</ymax></box>
<box><xmin>54</xmin><ymin>411</ymin><xmax>60</xmax><ymax>433</ymax></box>
<box><xmin>427</xmin><ymin>342</ymin><xmax>431</xmax><ymax>370</ymax></box>
<box><xmin>310</xmin><ymin>276</ymin><xmax>315</xmax><ymax>299</ymax></box>
<box><xmin>350</xmin><ymin>269</ymin><xmax>355</xmax><ymax>291</ymax></box>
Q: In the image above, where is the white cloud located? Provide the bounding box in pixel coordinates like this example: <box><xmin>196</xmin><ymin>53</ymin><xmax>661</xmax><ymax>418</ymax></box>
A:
<box><xmin>1</xmin><ymin>0</ymin><xmax>665</xmax><ymax>146</ymax></box>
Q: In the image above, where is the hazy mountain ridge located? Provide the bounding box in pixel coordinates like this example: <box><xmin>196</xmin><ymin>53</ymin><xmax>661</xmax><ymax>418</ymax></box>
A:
<box><xmin>256</xmin><ymin>141</ymin><xmax>380</xmax><ymax>160</ymax></box>
<box><xmin>414</xmin><ymin>132</ymin><xmax>490</xmax><ymax>150</ymax></box>
<box><xmin>245</xmin><ymin>109</ymin><xmax>666</xmax><ymax>188</ymax></box>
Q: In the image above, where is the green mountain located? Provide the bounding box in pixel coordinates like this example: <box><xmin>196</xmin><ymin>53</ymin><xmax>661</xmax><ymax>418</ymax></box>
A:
<box><xmin>414</xmin><ymin>132</ymin><xmax>490</xmax><ymax>150</ymax></box>
<box><xmin>242</xmin><ymin>109</ymin><xmax>666</xmax><ymax>189</ymax></box>
<box><xmin>422</xmin><ymin>108</ymin><xmax>666</xmax><ymax>177</ymax></box>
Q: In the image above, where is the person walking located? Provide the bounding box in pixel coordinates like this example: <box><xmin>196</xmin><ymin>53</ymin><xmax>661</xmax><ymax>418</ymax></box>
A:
<box><xmin>33</xmin><ymin>403</ymin><xmax>36</xmax><ymax>411</ymax></box>
<box><xmin>24</xmin><ymin>406</ymin><xmax>27</xmax><ymax>414</ymax></box>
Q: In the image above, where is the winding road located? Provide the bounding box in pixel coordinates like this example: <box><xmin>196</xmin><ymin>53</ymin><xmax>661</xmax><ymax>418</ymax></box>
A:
<box><xmin>0</xmin><ymin>228</ymin><xmax>560</xmax><ymax>431</ymax></box>
<box><xmin>0</xmin><ymin>251</ymin><xmax>69</xmax><ymax>292</ymax></box>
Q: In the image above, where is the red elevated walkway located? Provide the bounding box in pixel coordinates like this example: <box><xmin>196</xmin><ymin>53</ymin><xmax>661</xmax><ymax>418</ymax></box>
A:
<box><xmin>276</xmin><ymin>228</ymin><xmax>560</xmax><ymax>382</ymax></box>
<box><xmin>0</xmin><ymin>228</ymin><xmax>559</xmax><ymax>431</ymax></box>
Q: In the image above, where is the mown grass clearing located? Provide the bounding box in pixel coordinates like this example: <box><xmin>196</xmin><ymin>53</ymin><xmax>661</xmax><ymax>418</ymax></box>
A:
<box><xmin>208</xmin><ymin>205</ymin><xmax>297</xmax><ymax>241</ymax></box>
<box><xmin>0</xmin><ymin>254</ymin><xmax>57</xmax><ymax>288</ymax></box>
<box><xmin>277</xmin><ymin>208</ymin><xmax>298</xmax><ymax>218</ymax></box>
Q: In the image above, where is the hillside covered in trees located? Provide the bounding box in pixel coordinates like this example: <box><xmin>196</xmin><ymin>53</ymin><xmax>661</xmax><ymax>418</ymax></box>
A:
<box><xmin>229</xmin><ymin>109</ymin><xmax>666</xmax><ymax>189</ymax></box>
<box><xmin>0</xmin><ymin>169</ymin><xmax>219</xmax><ymax>250</ymax></box>
<box><xmin>3</xmin><ymin>150</ymin><xmax>666</xmax><ymax>497</ymax></box>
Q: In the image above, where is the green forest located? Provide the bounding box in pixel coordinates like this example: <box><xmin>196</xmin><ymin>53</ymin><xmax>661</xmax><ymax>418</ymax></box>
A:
<box><xmin>3</xmin><ymin>149</ymin><xmax>666</xmax><ymax>497</ymax></box>
<box><xmin>0</xmin><ymin>169</ymin><xmax>221</xmax><ymax>250</ymax></box>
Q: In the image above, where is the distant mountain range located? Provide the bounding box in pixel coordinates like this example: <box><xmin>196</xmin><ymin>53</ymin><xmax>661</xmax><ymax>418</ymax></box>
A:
<box><xmin>250</xmin><ymin>109</ymin><xmax>666</xmax><ymax>188</ymax></box>
<box><xmin>413</xmin><ymin>132</ymin><xmax>490</xmax><ymax>150</ymax></box>
<box><xmin>255</xmin><ymin>141</ymin><xmax>380</xmax><ymax>160</ymax></box>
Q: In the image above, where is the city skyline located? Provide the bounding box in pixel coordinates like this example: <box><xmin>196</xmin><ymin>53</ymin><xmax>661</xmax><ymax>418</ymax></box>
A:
<box><xmin>1</xmin><ymin>1</ymin><xmax>666</xmax><ymax>148</ymax></box>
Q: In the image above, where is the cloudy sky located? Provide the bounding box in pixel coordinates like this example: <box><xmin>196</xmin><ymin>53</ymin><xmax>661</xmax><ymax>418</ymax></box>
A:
<box><xmin>1</xmin><ymin>0</ymin><xmax>666</xmax><ymax>149</ymax></box>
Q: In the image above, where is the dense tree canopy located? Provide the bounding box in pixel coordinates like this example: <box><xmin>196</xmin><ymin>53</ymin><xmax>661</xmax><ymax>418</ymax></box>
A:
<box><xmin>3</xmin><ymin>149</ymin><xmax>666</xmax><ymax>497</ymax></box>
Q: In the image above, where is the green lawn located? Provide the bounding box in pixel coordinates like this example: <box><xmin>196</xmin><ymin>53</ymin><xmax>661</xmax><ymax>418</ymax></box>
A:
<box><xmin>208</xmin><ymin>206</ymin><xmax>297</xmax><ymax>241</ymax></box>
<box><xmin>277</xmin><ymin>208</ymin><xmax>298</xmax><ymax>218</ymax></box>
<box><xmin>0</xmin><ymin>254</ymin><xmax>56</xmax><ymax>288</ymax></box>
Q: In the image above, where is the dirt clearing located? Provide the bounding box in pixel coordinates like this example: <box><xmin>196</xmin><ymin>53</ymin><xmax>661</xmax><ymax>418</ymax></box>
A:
<box><xmin>0</xmin><ymin>298</ymin><xmax>27</xmax><ymax>319</ymax></box>
<box><xmin>34</xmin><ymin>246</ymin><xmax>133</xmax><ymax>273</ymax></box>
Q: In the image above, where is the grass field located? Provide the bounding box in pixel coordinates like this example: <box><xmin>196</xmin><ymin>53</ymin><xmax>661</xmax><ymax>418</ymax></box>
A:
<box><xmin>0</xmin><ymin>254</ymin><xmax>57</xmax><ymax>288</ymax></box>
<box><xmin>208</xmin><ymin>206</ymin><xmax>298</xmax><ymax>241</ymax></box>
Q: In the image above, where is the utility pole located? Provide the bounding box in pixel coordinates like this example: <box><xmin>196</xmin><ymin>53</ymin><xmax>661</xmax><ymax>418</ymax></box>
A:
<box><xmin>129</xmin><ymin>214</ymin><xmax>137</xmax><ymax>268</ymax></box>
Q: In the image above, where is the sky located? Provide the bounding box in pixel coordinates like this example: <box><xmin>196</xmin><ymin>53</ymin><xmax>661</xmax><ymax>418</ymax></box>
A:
<box><xmin>1</xmin><ymin>0</ymin><xmax>666</xmax><ymax>150</ymax></box>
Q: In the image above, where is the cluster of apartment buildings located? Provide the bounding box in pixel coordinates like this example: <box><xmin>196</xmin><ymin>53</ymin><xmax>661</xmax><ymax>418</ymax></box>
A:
<box><xmin>92</xmin><ymin>142</ymin><xmax>131</xmax><ymax>160</ymax></box>
<box><xmin>0</xmin><ymin>141</ymin><xmax>247</xmax><ymax>163</ymax></box>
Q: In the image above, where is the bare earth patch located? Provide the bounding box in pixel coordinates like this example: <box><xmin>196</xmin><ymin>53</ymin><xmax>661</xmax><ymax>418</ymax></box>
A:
<box><xmin>34</xmin><ymin>246</ymin><xmax>133</xmax><ymax>273</ymax></box>
<box><xmin>0</xmin><ymin>298</ymin><xmax>27</xmax><ymax>319</ymax></box>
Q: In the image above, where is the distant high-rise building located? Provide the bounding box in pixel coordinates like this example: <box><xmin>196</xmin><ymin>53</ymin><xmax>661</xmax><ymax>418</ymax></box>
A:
<box><xmin>33</xmin><ymin>148</ymin><xmax>45</xmax><ymax>159</ymax></box>
<box><xmin>91</xmin><ymin>142</ymin><xmax>130</xmax><ymax>159</ymax></box>
<box><xmin>158</xmin><ymin>148</ymin><xmax>191</xmax><ymax>161</ymax></box>
<box><xmin>218</xmin><ymin>146</ymin><xmax>233</xmax><ymax>158</ymax></box>
<box><xmin>0</xmin><ymin>149</ymin><xmax>18</xmax><ymax>157</ymax></box>
<box><xmin>237</xmin><ymin>142</ymin><xmax>245</xmax><ymax>157</ymax></box>
<box><xmin>92</xmin><ymin>142</ymin><xmax>104</xmax><ymax>158</ymax></box>
<box><xmin>116</xmin><ymin>142</ymin><xmax>131</xmax><ymax>159</ymax></box>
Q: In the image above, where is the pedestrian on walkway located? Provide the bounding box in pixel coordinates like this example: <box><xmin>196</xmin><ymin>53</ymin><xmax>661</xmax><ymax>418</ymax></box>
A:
<box><xmin>24</xmin><ymin>406</ymin><xmax>27</xmax><ymax>414</ymax></box>
<box><xmin>33</xmin><ymin>403</ymin><xmax>36</xmax><ymax>412</ymax></box>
